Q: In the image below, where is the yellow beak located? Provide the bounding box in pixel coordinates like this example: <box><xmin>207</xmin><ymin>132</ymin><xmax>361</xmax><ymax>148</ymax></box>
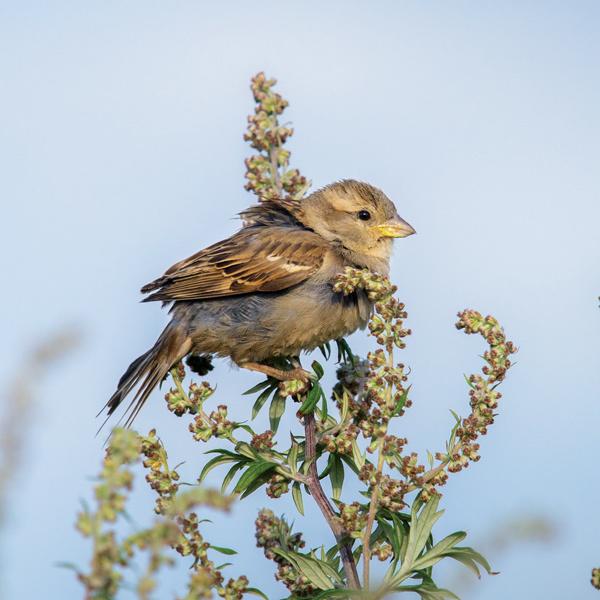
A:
<box><xmin>371</xmin><ymin>217</ymin><xmax>416</xmax><ymax>239</ymax></box>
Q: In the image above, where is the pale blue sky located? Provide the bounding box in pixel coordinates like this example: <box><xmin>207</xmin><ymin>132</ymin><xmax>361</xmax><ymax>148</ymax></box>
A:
<box><xmin>1</xmin><ymin>2</ymin><xmax>599</xmax><ymax>599</ymax></box>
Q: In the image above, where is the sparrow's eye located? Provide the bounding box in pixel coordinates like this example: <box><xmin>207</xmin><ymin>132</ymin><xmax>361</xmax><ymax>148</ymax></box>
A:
<box><xmin>357</xmin><ymin>210</ymin><xmax>371</xmax><ymax>221</ymax></box>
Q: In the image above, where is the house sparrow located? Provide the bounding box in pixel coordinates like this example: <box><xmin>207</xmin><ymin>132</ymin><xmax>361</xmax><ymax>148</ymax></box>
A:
<box><xmin>104</xmin><ymin>180</ymin><xmax>415</xmax><ymax>426</ymax></box>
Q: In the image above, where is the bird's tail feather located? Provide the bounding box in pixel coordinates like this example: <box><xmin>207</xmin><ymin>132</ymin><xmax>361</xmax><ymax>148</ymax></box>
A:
<box><xmin>98</xmin><ymin>325</ymin><xmax>192</xmax><ymax>432</ymax></box>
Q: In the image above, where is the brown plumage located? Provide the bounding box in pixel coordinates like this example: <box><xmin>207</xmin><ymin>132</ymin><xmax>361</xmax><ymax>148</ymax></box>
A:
<box><xmin>140</xmin><ymin>227</ymin><xmax>327</xmax><ymax>302</ymax></box>
<box><xmin>103</xmin><ymin>180</ymin><xmax>415</xmax><ymax>427</ymax></box>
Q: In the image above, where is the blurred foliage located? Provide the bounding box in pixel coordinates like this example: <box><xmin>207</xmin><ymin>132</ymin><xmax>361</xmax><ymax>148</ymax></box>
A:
<box><xmin>73</xmin><ymin>73</ymin><xmax>519</xmax><ymax>599</ymax></box>
<box><xmin>0</xmin><ymin>329</ymin><xmax>80</xmax><ymax>526</ymax></box>
<box><xmin>446</xmin><ymin>515</ymin><xmax>558</xmax><ymax>596</ymax></box>
<box><xmin>0</xmin><ymin>328</ymin><xmax>80</xmax><ymax>596</ymax></box>
<box><xmin>71</xmin><ymin>429</ymin><xmax>255</xmax><ymax>600</ymax></box>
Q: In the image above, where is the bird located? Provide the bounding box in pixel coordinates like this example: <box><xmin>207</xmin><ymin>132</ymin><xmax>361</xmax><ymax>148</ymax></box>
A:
<box><xmin>103</xmin><ymin>180</ymin><xmax>415</xmax><ymax>427</ymax></box>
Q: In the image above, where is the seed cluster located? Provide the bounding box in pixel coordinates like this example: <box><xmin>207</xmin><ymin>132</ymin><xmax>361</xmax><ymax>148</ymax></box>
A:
<box><xmin>265</xmin><ymin>473</ymin><xmax>289</xmax><ymax>499</ymax></box>
<box><xmin>331</xmin><ymin>268</ymin><xmax>415</xmax><ymax>511</ymax></box>
<box><xmin>75</xmin><ymin>429</ymin><xmax>141</xmax><ymax>596</ymax></box>
<box><xmin>244</xmin><ymin>72</ymin><xmax>309</xmax><ymax>201</ymax></box>
<box><xmin>251</xmin><ymin>430</ymin><xmax>275</xmax><ymax>451</ymax></box>
<box><xmin>437</xmin><ymin>310</ymin><xmax>517</xmax><ymax>474</ymax></box>
<box><xmin>75</xmin><ymin>429</ymin><xmax>247</xmax><ymax>599</ymax></box>
<box><xmin>372</xmin><ymin>541</ymin><xmax>393</xmax><ymax>561</ymax></box>
<box><xmin>164</xmin><ymin>368</ymin><xmax>237</xmax><ymax>443</ymax></box>
<box><xmin>330</xmin><ymin>267</ymin><xmax>517</xmax><ymax>511</ymax></box>
<box><xmin>336</xmin><ymin>501</ymin><xmax>368</xmax><ymax>538</ymax></box>
<box><xmin>138</xmin><ymin>431</ymin><xmax>247</xmax><ymax>599</ymax></box>
<box><xmin>141</xmin><ymin>429</ymin><xmax>180</xmax><ymax>514</ymax></box>
<box><xmin>255</xmin><ymin>509</ymin><xmax>314</xmax><ymax>596</ymax></box>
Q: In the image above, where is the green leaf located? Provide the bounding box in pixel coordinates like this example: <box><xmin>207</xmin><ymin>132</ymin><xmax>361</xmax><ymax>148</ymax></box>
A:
<box><xmin>320</xmin><ymin>454</ymin><xmax>334</xmax><ymax>480</ymax></box>
<box><xmin>272</xmin><ymin>549</ymin><xmax>341</xmax><ymax>590</ymax></box>
<box><xmin>198</xmin><ymin>454</ymin><xmax>238</xmax><ymax>483</ymax></box>
<box><xmin>463</xmin><ymin>373</ymin><xmax>475</xmax><ymax>389</ymax></box>
<box><xmin>221</xmin><ymin>462</ymin><xmax>246</xmax><ymax>493</ymax></box>
<box><xmin>311</xmin><ymin>360</ymin><xmax>325</xmax><ymax>380</ymax></box>
<box><xmin>313</xmin><ymin>590</ymin><xmax>363</xmax><ymax>599</ymax></box>
<box><xmin>235</xmin><ymin>423</ymin><xmax>255</xmax><ymax>436</ymax></box>
<box><xmin>320</xmin><ymin>385</ymin><xmax>328</xmax><ymax>420</ymax></box>
<box><xmin>269</xmin><ymin>392</ymin><xmax>286</xmax><ymax>432</ymax></box>
<box><xmin>234</xmin><ymin>441</ymin><xmax>259</xmax><ymax>460</ymax></box>
<box><xmin>412</xmin><ymin>531</ymin><xmax>467</xmax><ymax>571</ymax></box>
<box><xmin>392</xmin><ymin>385</ymin><xmax>411</xmax><ymax>416</ymax></box>
<box><xmin>378</xmin><ymin>510</ymin><xmax>410</xmax><ymax>577</ymax></box>
<box><xmin>338</xmin><ymin>453</ymin><xmax>360</xmax><ymax>475</ymax></box>
<box><xmin>449</xmin><ymin>408</ymin><xmax>461</xmax><ymax>423</ymax></box>
<box><xmin>391</xmin><ymin>513</ymin><xmax>410</xmax><ymax>561</ymax></box>
<box><xmin>288</xmin><ymin>439</ymin><xmax>299</xmax><ymax>475</ymax></box>
<box><xmin>210</xmin><ymin>545</ymin><xmax>238</xmax><ymax>555</ymax></box>
<box><xmin>245</xmin><ymin>588</ymin><xmax>269</xmax><ymax>600</ymax></box>
<box><xmin>391</xmin><ymin>495</ymin><xmax>444</xmax><ymax>584</ymax></box>
<box><xmin>446</xmin><ymin>546</ymin><xmax>496</xmax><ymax>578</ymax></box>
<box><xmin>204</xmin><ymin>448</ymin><xmax>242</xmax><ymax>458</ymax></box>
<box><xmin>408</xmin><ymin>496</ymin><xmax>443</xmax><ymax>561</ymax></box>
<box><xmin>394</xmin><ymin>582</ymin><xmax>460</xmax><ymax>600</ymax></box>
<box><xmin>329</xmin><ymin>455</ymin><xmax>344</xmax><ymax>501</ymax></box>
<box><xmin>233</xmin><ymin>460</ymin><xmax>276</xmax><ymax>494</ymax></box>
<box><xmin>338</xmin><ymin>390</ymin><xmax>349</xmax><ymax>422</ymax></box>
<box><xmin>377</xmin><ymin>517</ymin><xmax>401</xmax><ymax>558</ymax></box>
<box><xmin>426</xmin><ymin>449</ymin><xmax>434</xmax><ymax>468</ymax></box>
<box><xmin>292</xmin><ymin>482</ymin><xmax>304</xmax><ymax>515</ymax></box>
<box><xmin>240</xmin><ymin>473</ymin><xmax>272</xmax><ymax>499</ymax></box>
<box><xmin>253</xmin><ymin>385</ymin><xmax>276</xmax><ymax>420</ymax></box>
<box><xmin>55</xmin><ymin>561</ymin><xmax>79</xmax><ymax>572</ymax></box>
<box><xmin>351</xmin><ymin>440</ymin><xmax>365</xmax><ymax>470</ymax></box>
<box><xmin>243</xmin><ymin>379</ymin><xmax>273</xmax><ymax>395</ymax></box>
<box><xmin>319</xmin><ymin>342</ymin><xmax>332</xmax><ymax>361</ymax></box>
<box><xmin>335</xmin><ymin>338</ymin><xmax>355</xmax><ymax>364</ymax></box>
<box><xmin>299</xmin><ymin>382</ymin><xmax>322</xmax><ymax>415</ymax></box>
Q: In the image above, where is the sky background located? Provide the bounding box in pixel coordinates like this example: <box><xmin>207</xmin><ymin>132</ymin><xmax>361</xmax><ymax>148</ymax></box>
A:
<box><xmin>1</xmin><ymin>1</ymin><xmax>599</xmax><ymax>598</ymax></box>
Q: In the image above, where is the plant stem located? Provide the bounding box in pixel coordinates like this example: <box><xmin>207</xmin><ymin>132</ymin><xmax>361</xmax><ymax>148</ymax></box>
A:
<box><xmin>362</xmin><ymin>343</ymin><xmax>395</xmax><ymax>588</ymax></box>
<box><xmin>269</xmin><ymin>144</ymin><xmax>283</xmax><ymax>197</ymax></box>
<box><xmin>362</xmin><ymin>442</ymin><xmax>385</xmax><ymax>589</ymax></box>
<box><xmin>303</xmin><ymin>412</ymin><xmax>361</xmax><ymax>590</ymax></box>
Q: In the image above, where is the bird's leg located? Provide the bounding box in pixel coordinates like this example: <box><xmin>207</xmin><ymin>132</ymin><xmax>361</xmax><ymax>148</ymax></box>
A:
<box><xmin>289</xmin><ymin>356</ymin><xmax>302</xmax><ymax>369</ymax></box>
<box><xmin>239</xmin><ymin>361</ymin><xmax>311</xmax><ymax>382</ymax></box>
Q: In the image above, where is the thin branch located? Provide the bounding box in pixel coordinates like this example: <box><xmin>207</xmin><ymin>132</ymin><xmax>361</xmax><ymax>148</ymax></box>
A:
<box><xmin>303</xmin><ymin>412</ymin><xmax>360</xmax><ymax>590</ymax></box>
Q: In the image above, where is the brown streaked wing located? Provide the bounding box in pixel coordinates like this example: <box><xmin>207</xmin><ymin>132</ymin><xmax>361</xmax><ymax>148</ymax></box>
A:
<box><xmin>141</xmin><ymin>226</ymin><xmax>327</xmax><ymax>302</ymax></box>
<box><xmin>240</xmin><ymin>198</ymin><xmax>305</xmax><ymax>227</ymax></box>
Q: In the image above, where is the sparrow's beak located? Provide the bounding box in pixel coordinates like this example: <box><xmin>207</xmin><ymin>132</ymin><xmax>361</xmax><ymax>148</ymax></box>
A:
<box><xmin>371</xmin><ymin>217</ymin><xmax>416</xmax><ymax>239</ymax></box>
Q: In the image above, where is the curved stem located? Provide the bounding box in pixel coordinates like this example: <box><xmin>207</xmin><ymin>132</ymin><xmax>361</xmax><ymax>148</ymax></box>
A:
<box><xmin>303</xmin><ymin>412</ymin><xmax>361</xmax><ymax>590</ymax></box>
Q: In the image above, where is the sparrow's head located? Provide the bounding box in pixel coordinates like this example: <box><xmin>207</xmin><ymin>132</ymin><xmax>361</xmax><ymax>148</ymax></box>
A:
<box><xmin>301</xmin><ymin>180</ymin><xmax>415</xmax><ymax>264</ymax></box>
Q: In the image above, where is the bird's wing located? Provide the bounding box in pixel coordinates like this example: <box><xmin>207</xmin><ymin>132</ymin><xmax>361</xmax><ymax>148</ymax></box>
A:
<box><xmin>239</xmin><ymin>199</ymin><xmax>306</xmax><ymax>227</ymax></box>
<box><xmin>141</xmin><ymin>226</ymin><xmax>328</xmax><ymax>302</ymax></box>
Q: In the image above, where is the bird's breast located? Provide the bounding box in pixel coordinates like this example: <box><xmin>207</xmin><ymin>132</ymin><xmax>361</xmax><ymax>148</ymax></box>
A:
<box><xmin>255</xmin><ymin>279</ymin><xmax>371</xmax><ymax>358</ymax></box>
